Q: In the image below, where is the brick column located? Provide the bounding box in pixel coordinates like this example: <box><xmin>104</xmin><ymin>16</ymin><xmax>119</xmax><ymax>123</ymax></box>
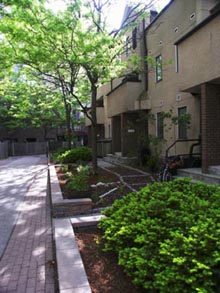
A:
<box><xmin>201</xmin><ymin>83</ymin><xmax>220</xmax><ymax>173</ymax></box>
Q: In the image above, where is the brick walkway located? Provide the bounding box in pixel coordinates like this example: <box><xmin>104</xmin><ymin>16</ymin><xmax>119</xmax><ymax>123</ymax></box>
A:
<box><xmin>0</xmin><ymin>167</ymin><xmax>56</xmax><ymax>292</ymax></box>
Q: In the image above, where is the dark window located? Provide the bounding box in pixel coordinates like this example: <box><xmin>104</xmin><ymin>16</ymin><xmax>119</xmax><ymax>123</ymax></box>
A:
<box><xmin>156</xmin><ymin>55</ymin><xmax>162</xmax><ymax>82</ymax></box>
<box><xmin>132</xmin><ymin>27</ymin><xmax>137</xmax><ymax>49</ymax></box>
<box><xmin>178</xmin><ymin>107</ymin><xmax>187</xmax><ymax>139</ymax></box>
<box><xmin>157</xmin><ymin>112</ymin><xmax>164</xmax><ymax>139</ymax></box>
<box><xmin>26</xmin><ymin>138</ymin><xmax>37</xmax><ymax>142</ymax></box>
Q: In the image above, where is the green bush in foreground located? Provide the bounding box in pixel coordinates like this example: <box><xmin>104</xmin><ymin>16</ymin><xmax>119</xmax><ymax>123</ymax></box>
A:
<box><xmin>99</xmin><ymin>178</ymin><xmax>220</xmax><ymax>293</ymax></box>
<box><xmin>59</xmin><ymin>146</ymin><xmax>92</xmax><ymax>164</ymax></box>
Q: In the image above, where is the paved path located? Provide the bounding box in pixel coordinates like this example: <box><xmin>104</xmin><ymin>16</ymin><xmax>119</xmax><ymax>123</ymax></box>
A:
<box><xmin>0</xmin><ymin>156</ymin><xmax>56</xmax><ymax>292</ymax></box>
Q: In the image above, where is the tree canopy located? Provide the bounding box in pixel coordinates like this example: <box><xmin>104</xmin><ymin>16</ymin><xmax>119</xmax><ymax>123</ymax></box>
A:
<box><xmin>0</xmin><ymin>0</ymin><xmax>156</xmax><ymax>170</ymax></box>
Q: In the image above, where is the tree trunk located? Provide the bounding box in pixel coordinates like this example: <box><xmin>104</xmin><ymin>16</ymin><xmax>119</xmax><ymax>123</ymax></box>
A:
<box><xmin>91</xmin><ymin>84</ymin><xmax>98</xmax><ymax>173</ymax></box>
<box><xmin>66</xmin><ymin>111</ymin><xmax>72</xmax><ymax>150</ymax></box>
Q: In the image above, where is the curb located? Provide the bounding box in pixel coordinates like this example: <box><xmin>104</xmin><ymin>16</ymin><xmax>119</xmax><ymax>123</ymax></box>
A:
<box><xmin>53</xmin><ymin>214</ymin><xmax>104</xmax><ymax>292</ymax></box>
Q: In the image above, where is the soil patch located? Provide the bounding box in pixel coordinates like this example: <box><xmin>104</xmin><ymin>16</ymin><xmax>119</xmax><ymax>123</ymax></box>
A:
<box><xmin>55</xmin><ymin>164</ymin><xmax>154</xmax><ymax>207</ymax></box>
<box><xmin>75</xmin><ymin>227</ymin><xmax>146</xmax><ymax>293</ymax></box>
<box><xmin>107</xmin><ymin>165</ymin><xmax>142</xmax><ymax>176</ymax></box>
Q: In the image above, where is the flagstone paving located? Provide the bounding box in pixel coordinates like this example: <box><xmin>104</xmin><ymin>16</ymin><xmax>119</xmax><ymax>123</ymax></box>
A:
<box><xmin>0</xmin><ymin>156</ymin><xmax>56</xmax><ymax>292</ymax></box>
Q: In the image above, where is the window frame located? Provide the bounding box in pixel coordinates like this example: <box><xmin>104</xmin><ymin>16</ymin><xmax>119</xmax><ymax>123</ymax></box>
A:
<box><xmin>178</xmin><ymin>106</ymin><xmax>188</xmax><ymax>139</ymax></box>
<box><xmin>155</xmin><ymin>55</ymin><xmax>162</xmax><ymax>82</ymax></box>
<box><xmin>125</xmin><ymin>36</ymin><xmax>131</xmax><ymax>57</ymax></box>
<box><xmin>156</xmin><ymin>112</ymin><xmax>164</xmax><ymax>139</ymax></box>
<box><xmin>132</xmin><ymin>27</ymin><xmax>137</xmax><ymax>50</ymax></box>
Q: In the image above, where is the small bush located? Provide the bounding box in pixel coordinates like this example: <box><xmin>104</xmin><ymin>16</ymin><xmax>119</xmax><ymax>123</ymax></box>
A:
<box><xmin>50</xmin><ymin>147</ymin><xmax>66</xmax><ymax>163</ymax></box>
<box><xmin>147</xmin><ymin>155</ymin><xmax>161</xmax><ymax>171</ymax></box>
<box><xmin>59</xmin><ymin>146</ymin><xmax>92</xmax><ymax>164</ymax></box>
<box><xmin>99</xmin><ymin>178</ymin><xmax>220</xmax><ymax>292</ymax></box>
<box><xmin>67</xmin><ymin>165</ymin><xmax>91</xmax><ymax>192</ymax></box>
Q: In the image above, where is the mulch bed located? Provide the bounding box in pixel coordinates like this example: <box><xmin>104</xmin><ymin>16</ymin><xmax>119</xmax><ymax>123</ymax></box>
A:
<box><xmin>75</xmin><ymin>227</ymin><xmax>146</xmax><ymax>293</ymax></box>
<box><xmin>55</xmin><ymin>164</ymin><xmax>151</xmax><ymax>292</ymax></box>
<box><xmin>55</xmin><ymin>164</ymin><xmax>154</xmax><ymax>207</ymax></box>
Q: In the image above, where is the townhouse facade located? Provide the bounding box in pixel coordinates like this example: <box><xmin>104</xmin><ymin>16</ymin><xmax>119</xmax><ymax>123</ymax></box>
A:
<box><xmin>86</xmin><ymin>0</ymin><xmax>220</xmax><ymax>173</ymax></box>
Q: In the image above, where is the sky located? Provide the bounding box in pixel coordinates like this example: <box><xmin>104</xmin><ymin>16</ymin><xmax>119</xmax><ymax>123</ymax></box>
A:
<box><xmin>107</xmin><ymin>0</ymin><xmax>171</xmax><ymax>29</ymax></box>
<box><xmin>46</xmin><ymin>0</ymin><xmax>171</xmax><ymax>29</ymax></box>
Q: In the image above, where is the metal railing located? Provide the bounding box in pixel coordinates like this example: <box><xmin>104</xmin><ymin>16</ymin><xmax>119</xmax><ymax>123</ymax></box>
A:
<box><xmin>165</xmin><ymin>138</ymin><xmax>201</xmax><ymax>159</ymax></box>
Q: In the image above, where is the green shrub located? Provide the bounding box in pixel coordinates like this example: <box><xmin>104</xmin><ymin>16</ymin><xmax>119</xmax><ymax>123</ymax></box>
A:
<box><xmin>99</xmin><ymin>178</ymin><xmax>220</xmax><ymax>292</ymax></box>
<box><xmin>50</xmin><ymin>147</ymin><xmax>66</xmax><ymax>163</ymax></box>
<box><xmin>59</xmin><ymin>146</ymin><xmax>92</xmax><ymax>164</ymax></box>
<box><xmin>147</xmin><ymin>155</ymin><xmax>161</xmax><ymax>171</ymax></box>
<box><xmin>67</xmin><ymin>165</ymin><xmax>91</xmax><ymax>192</ymax></box>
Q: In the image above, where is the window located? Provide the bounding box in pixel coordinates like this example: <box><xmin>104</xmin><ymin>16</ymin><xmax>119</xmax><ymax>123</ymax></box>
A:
<box><xmin>108</xmin><ymin>124</ymin><xmax>111</xmax><ymax>138</ymax></box>
<box><xmin>157</xmin><ymin>112</ymin><xmax>164</xmax><ymax>139</ymax></box>
<box><xmin>156</xmin><ymin>55</ymin><xmax>162</xmax><ymax>82</ymax></box>
<box><xmin>125</xmin><ymin>36</ymin><xmax>131</xmax><ymax>57</ymax></box>
<box><xmin>178</xmin><ymin>107</ymin><xmax>187</xmax><ymax>139</ymax></box>
<box><xmin>132</xmin><ymin>27</ymin><xmax>137</xmax><ymax>49</ymax></box>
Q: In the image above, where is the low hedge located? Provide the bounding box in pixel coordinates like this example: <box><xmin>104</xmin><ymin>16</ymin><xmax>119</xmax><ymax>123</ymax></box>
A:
<box><xmin>59</xmin><ymin>146</ymin><xmax>92</xmax><ymax>164</ymax></box>
<box><xmin>99</xmin><ymin>178</ymin><xmax>220</xmax><ymax>293</ymax></box>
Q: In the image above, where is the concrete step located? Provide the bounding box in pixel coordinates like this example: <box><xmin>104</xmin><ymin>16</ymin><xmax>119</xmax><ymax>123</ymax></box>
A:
<box><xmin>177</xmin><ymin>168</ymin><xmax>220</xmax><ymax>185</ymax></box>
<box><xmin>70</xmin><ymin>213</ymin><xmax>105</xmax><ymax>227</ymax></box>
<box><xmin>209</xmin><ymin>165</ymin><xmax>220</xmax><ymax>176</ymax></box>
<box><xmin>103</xmin><ymin>154</ymin><xmax>138</xmax><ymax>166</ymax></box>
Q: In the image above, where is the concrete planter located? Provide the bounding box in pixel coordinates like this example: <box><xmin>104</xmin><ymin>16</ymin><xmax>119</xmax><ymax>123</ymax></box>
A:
<box><xmin>67</xmin><ymin>189</ymin><xmax>92</xmax><ymax>199</ymax></box>
<box><xmin>49</xmin><ymin>165</ymin><xmax>92</xmax><ymax>217</ymax></box>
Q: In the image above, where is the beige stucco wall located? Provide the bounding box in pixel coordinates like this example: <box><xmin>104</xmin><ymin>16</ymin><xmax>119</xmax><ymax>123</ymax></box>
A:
<box><xmin>88</xmin><ymin>0</ymin><xmax>219</xmax><ymax>155</ymax></box>
<box><xmin>106</xmin><ymin>82</ymin><xmax>143</xmax><ymax>117</ymax></box>
<box><xmin>85</xmin><ymin>107</ymin><xmax>105</xmax><ymax>126</ymax></box>
<box><xmin>178</xmin><ymin>16</ymin><xmax>220</xmax><ymax>92</ymax></box>
<box><xmin>97</xmin><ymin>83</ymin><xmax>111</xmax><ymax>98</ymax></box>
<box><xmin>196</xmin><ymin>0</ymin><xmax>220</xmax><ymax>23</ymax></box>
<box><xmin>146</xmin><ymin>0</ymin><xmax>206</xmax><ymax>156</ymax></box>
<box><xmin>103</xmin><ymin>96</ymin><xmax>112</xmax><ymax>138</ymax></box>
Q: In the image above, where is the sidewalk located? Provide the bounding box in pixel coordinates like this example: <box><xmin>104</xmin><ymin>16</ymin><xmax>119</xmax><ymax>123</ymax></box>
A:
<box><xmin>0</xmin><ymin>156</ymin><xmax>56</xmax><ymax>292</ymax></box>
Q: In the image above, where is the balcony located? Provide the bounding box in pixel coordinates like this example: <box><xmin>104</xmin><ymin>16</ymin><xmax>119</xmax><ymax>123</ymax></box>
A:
<box><xmin>85</xmin><ymin>106</ymin><xmax>105</xmax><ymax>126</ymax></box>
<box><xmin>106</xmin><ymin>82</ymin><xmax>150</xmax><ymax>117</ymax></box>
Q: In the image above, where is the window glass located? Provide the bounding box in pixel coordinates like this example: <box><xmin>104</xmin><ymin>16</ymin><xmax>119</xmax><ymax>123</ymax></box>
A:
<box><xmin>178</xmin><ymin>106</ymin><xmax>187</xmax><ymax>139</ymax></box>
<box><xmin>156</xmin><ymin>55</ymin><xmax>162</xmax><ymax>82</ymax></box>
<box><xmin>157</xmin><ymin>112</ymin><xmax>164</xmax><ymax>139</ymax></box>
<box><xmin>126</xmin><ymin>36</ymin><xmax>131</xmax><ymax>57</ymax></box>
<box><xmin>132</xmin><ymin>27</ymin><xmax>137</xmax><ymax>50</ymax></box>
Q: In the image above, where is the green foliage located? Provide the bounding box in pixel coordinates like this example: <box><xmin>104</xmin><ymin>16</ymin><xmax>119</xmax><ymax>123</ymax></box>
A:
<box><xmin>50</xmin><ymin>147</ymin><xmax>67</xmax><ymax>163</ymax></box>
<box><xmin>0</xmin><ymin>74</ymin><xmax>65</xmax><ymax>131</ymax></box>
<box><xmin>99</xmin><ymin>178</ymin><xmax>220</xmax><ymax>292</ymax></box>
<box><xmin>146</xmin><ymin>155</ymin><xmax>161</xmax><ymax>171</ymax></box>
<box><xmin>59</xmin><ymin>146</ymin><xmax>92</xmax><ymax>164</ymax></box>
<box><xmin>67</xmin><ymin>165</ymin><xmax>91</xmax><ymax>192</ymax></box>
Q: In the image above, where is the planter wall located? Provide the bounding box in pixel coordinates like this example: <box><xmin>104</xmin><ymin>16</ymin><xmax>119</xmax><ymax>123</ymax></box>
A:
<box><xmin>49</xmin><ymin>165</ymin><xmax>92</xmax><ymax>217</ymax></box>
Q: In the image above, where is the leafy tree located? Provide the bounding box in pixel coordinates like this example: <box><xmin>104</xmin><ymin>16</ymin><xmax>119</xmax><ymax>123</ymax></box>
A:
<box><xmin>0</xmin><ymin>0</ymin><xmax>157</xmax><ymax>171</ymax></box>
<box><xmin>0</xmin><ymin>73</ymin><xmax>66</xmax><ymax>138</ymax></box>
<box><xmin>0</xmin><ymin>0</ymin><xmax>84</xmax><ymax>148</ymax></box>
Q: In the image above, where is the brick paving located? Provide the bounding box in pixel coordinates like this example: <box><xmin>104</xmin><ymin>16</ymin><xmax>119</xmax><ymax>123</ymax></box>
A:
<box><xmin>0</xmin><ymin>160</ymin><xmax>56</xmax><ymax>292</ymax></box>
